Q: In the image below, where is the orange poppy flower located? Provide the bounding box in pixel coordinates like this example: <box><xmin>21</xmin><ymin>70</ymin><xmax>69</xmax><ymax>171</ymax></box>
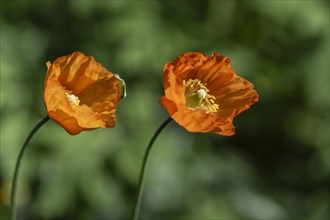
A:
<box><xmin>44</xmin><ymin>52</ymin><xmax>125</xmax><ymax>135</ymax></box>
<box><xmin>160</xmin><ymin>52</ymin><xmax>258</xmax><ymax>136</ymax></box>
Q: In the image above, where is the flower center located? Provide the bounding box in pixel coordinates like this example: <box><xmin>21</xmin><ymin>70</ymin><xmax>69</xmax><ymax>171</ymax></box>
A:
<box><xmin>65</xmin><ymin>90</ymin><xmax>80</xmax><ymax>105</ymax></box>
<box><xmin>184</xmin><ymin>79</ymin><xmax>219</xmax><ymax>113</ymax></box>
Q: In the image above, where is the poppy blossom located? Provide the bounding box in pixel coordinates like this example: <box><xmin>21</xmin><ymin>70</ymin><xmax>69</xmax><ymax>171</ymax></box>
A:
<box><xmin>44</xmin><ymin>52</ymin><xmax>125</xmax><ymax>135</ymax></box>
<box><xmin>160</xmin><ymin>52</ymin><xmax>258</xmax><ymax>136</ymax></box>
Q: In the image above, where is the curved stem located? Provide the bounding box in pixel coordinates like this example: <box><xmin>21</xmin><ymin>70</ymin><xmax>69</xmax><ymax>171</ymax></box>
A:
<box><xmin>10</xmin><ymin>116</ymin><xmax>50</xmax><ymax>220</ymax></box>
<box><xmin>131</xmin><ymin>117</ymin><xmax>172</xmax><ymax>220</ymax></box>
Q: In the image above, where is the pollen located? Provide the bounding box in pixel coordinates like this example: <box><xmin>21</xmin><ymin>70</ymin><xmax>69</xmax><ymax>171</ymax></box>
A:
<box><xmin>65</xmin><ymin>90</ymin><xmax>80</xmax><ymax>105</ymax></box>
<box><xmin>184</xmin><ymin>79</ymin><xmax>219</xmax><ymax>113</ymax></box>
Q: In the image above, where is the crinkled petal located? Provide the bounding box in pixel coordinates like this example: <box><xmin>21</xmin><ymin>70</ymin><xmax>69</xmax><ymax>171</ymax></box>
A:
<box><xmin>193</xmin><ymin>53</ymin><xmax>234</xmax><ymax>84</ymax></box>
<box><xmin>160</xmin><ymin>96</ymin><xmax>178</xmax><ymax>115</ymax></box>
<box><xmin>46</xmin><ymin>52</ymin><xmax>119</xmax><ymax>97</ymax></box>
<box><xmin>211</xmin><ymin>74</ymin><xmax>258</xmax><ymax>119</ymax></box>
<box><xmin>168</xmin><ymin>104</ymin><xmax>235</xmax><ymax>136</ymax></box>
<box><xmin>162</xmin><ymin>64</ymin><xmax>185</xmax><ymax>105</ymax></box>
<box><xmin>89</xmin><ymin>100</ymin><xmax>116</xmax><ymax>128</ymax></box>
<box><xmin>79</xmin><ymin>76</ymin><xmax>120</xmax><ymax>107</ymax></box>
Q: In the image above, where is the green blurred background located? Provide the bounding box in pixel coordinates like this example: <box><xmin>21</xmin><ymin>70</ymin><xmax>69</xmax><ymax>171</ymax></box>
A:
<box><xmin>0</xmin><ymin>0</ymin><xmax>329</xmax><ymax>219</ymax></box>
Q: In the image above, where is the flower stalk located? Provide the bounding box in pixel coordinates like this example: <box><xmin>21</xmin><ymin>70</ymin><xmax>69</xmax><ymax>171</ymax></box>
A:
<box><xmin>10</xmin><ymin>116</ymin><xmax>50</xmax><ymax>220</ymax></box>
<box><xmin>131</xmin><ymin>117</ymin><xmax>172</xmax><ymax>220</ymax></box>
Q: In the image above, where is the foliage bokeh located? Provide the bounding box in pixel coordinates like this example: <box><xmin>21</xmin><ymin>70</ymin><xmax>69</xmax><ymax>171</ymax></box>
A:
<box><xmin>0</xmin><ymin>1</ymin><xmax>329</xmax><ymax>219</ymax></box>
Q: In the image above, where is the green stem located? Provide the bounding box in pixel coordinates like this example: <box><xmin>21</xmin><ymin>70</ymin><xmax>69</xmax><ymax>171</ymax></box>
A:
<box><xmin>10</xmin><ymin>116</ymin><xmax>50</xmax><ymax>220</ymax></box>
<box><xmin>131</xmin><ymin>117</ymin><xmax>172</xmax><ymax>220</ymax></box>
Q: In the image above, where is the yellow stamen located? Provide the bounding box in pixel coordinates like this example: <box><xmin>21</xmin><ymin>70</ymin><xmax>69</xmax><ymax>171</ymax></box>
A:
<box><xmin>184</xmin><ymin>79</ymin><xmax>219</xmax><ymax>114</ymax></box>
<box><xmin>65</xmin><ymin>90</ymin><xmax>80</xmax><ymax>105</ymax></box>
